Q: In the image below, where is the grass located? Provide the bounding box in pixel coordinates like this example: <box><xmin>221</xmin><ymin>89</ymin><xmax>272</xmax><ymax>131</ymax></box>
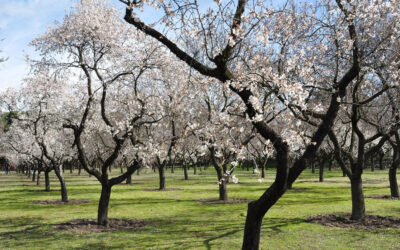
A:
<box><xmin>0</xmin><ymin>168</ymin><xmax>399</xmax><ymax>249</ymax></box>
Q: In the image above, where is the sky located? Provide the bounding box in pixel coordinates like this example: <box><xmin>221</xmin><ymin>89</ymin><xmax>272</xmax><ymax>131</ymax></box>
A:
<box><xmin>0</xmin><ymin>0</ymin><xmax>150</xmax><ymax>91</ymax></box>
<box><xmin>0</xmin><ymin>0</ymin><xmax>74</xmax><ymax>90</ymax></box>
<box><xmin>0</xmin><ymin>0</ymin><xmax>218</xmax><ymax>91</ymax></box>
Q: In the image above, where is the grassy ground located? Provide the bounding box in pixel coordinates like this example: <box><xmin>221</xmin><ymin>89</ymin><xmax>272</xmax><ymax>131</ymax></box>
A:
<box><xmin>0</xmin><ymin>167</ymin><xmax>399</xmax><ymax>249</ymax></box>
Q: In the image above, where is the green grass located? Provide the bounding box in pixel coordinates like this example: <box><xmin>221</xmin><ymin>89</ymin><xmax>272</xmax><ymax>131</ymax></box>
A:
<box><xmin>0</xmin><ymin>168</ymin><xmax>399</xmax><ymax>249</ymax></box>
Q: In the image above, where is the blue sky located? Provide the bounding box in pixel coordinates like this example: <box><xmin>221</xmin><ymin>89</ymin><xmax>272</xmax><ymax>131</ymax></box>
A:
<box><xmin>0</xmin><ymin>0</ymin><xmax>75</xmax><ymax>90</ymax></box>
<box><xmin>0</xmin><ymin>0</ymin><xmax>218</xmax><ymax>91</ymax></box>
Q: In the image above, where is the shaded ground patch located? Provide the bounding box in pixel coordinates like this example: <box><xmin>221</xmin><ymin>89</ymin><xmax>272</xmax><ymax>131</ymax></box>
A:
<box><xmin>28</xmin><ymin>189</ymin><xmax>60</xmax><ymax>193</ymax></box>
<box><xmin>54</xmin><ymin>218</ymin><xmax>148</xmax><ymax>232</ymax></box>
<box><xmin>143</xmin><ymin>188</ymin><xmax>182</xmax><ymax>192</ymax></box>
<box><xmin>366</xmin><ymin>195</ymin><xmax>400</xmax><ymax>200</ymax></box>
<box><xmin>307</xmin><ymin>213</ymin><xmax>400</xmax><ymax>230</ymax></box>
<box><xmin>197</xmin><ymin>198</ymin><xmax>249</xmax><ymax>204</ymax></box>
<box><xmin>34</xmin><ymin>199</ymin><xmax>90</xmax><ymax>205</ymax></box>
<box><xmin>288</xmin><ymin>187</ymin><xmax>309</xmax><ymax>191</ymax></box>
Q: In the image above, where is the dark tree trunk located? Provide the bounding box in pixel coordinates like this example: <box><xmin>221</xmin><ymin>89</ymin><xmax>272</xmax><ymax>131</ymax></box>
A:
<box><xmin>389</xmin><ymin>166</ymin><xmax>399</xmax><ymax>198</ymax></box>
<box><xmin>328</xmin><ymin>160</ymin><xmax>332</xmax><ymax>171</ymax></box>
<box><xmin>379</xmin><ymin>153</ymin><xmax>384</xmax><ymax>170</ymax></box>
<box><xmin>54</xmin><ymin>166</ymin><xmax>68</xmax><ymax>202</ymax></box>
<box><xmin>78</xmin><ymin>164</ymin><xmax>82</xmax><ymax>175</ymax></box>
<box><xmin>350</xmin><ymin>176</ymin><xmax>366</xmax><ymax>220</ymax></box>
<box><xmin>311</xmin><ymin>162</ymin><xmax>315</xmax><ymax>173</ymax></box>
<box><xmin>371</xmin><ymin>157</ymin><xmax>375</xmax><ymax>172</ymax></box>
<box><xmin>183</xmin><ymin>165</ymin><xmax>188</xmax><ymax>180</ymax></box>
<box><xmin>70</xmin><ymin>165</ymin><xmax>73</xmax><ymax>174</ymax></box>
<box><xmin>319</xmin><ymin>161</ymin><xmax>324</xmax><ymax>182</ymax></box>
<box><xmin>242</xmin><ymin>182</ymin><xmax>286</xmax><ymax>250</ymax></box>
<box><xmin>342</xmin><ymin>168</ymin><xmax>347</xmax><ymax>177</ymax></box>
<box><xmin>389</xmin><ymin>151</ymin><xmax>399</xmax><ymax>198</ymax></box>
<box><xmin>158</xmin><ymin>165</ymin><xmax>166</xmax><ymax>190</ymax></box>
<box><xmin>171</xmin><ymin>164</ymin><xmax>175</xmax><ymax>173</ymax></box>
<box><xmin>219</xmin><ymin>180</ymin><xmax>228</xmax><ymax>200</ymax></box>
<box><xmin>193</xmin><ymin>164</ymin><xmax>197</xmax><ymax>175</ymax></box>
<box><xmin>97</xmin><ymin>184</ymin><xmax>112</xmax><ymax>226</ymax></box>
<box><xmin>27</xmin><ymin>168</ymin><xmax>31</xmax><ymax>178</ymax></box>
<box><xmin>45</xmin><ymin>170</ymin><xmax>51</xmax><ymax>191</ymax></box>
<box><xmin>36</xmin><ymin>171</ymin><xmax>41</xmax><ymax>186</ymax></box>
<box><xmin>137</xmin><ymin>167</ymin><xmax>140</xmax><ymax>175</ymax></box>
<box><xmin>126</xmin><ymin>173</ymin><xmax>132</xmax><ymax>184</ymax></box>
<box><xmin>32</xmin><ymin>169</ymin><xmax>36</xmax><ymax>182</ymax></box>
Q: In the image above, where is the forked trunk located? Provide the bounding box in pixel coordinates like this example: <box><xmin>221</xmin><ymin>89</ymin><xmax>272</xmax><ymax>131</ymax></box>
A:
<box><xmin>98</xmin><ymin>184</ymin><xmax>112</xmax><ymax>226</ymax></box>
<box><xmin>45</xmin><ymin>170</ymin><xmax>51</xmax><ymax>191</ymax></box>
<box><xmin>350</xmin><ymin>176</ymin><xmax>365</xmax><ymax>220</ymax></box>
<box><xmin>158</xmin><ymin>165</ymin><xmax>166</xmax><ymax>190</ymax></box>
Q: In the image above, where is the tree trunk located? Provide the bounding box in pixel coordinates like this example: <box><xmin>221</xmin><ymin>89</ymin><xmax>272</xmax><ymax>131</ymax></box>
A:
<box><xmin>350</xmin><ymin>176</ymin><xmax>366</xmax><ymax>220</ymax></box>
<box><xmin>389</xmin><ymin>151</ymin><xmax>399</xmax><ymax>198</ymax></box>
<box><xmin>379</xmin><ymin>153</ymin><xmax>384</xmax><ymax>170</ymax></box>
<box><xmin>219</xmin><ymin>180</ymin><xmax>228</xmax><ymax>200</ymax></box>
<box><xmin>311</xmin><ymin>162</ymin><xmax>315</xmax><ymax>173</ymax></box>
<box><xmin>126</xmin><ymin>173</ymin><xmax>132</xmax><ymax>184</ymax></box>
<box><xmin>32</xmin><ymin>169</ymin><xmax>36</xmax><ymax>182</ymax></box>
<box><xmin>78</xmin><ymin>164</ymin><xmax>82</xmax><ymax>175</ymax></box>
<box><xmin>137</xmin><ymin>167</ymin><xmax>140</xmax><ymax>175</ymax></box>
<box><xmin>45</xmin><ymin>170</ymin><xmax>51</xmax><ymax>191</ymax></box>
<box><xmin>171</xmin><ymin>164</ymin><xmax>175</xmax><ymax>173</ymax></box>
<box><xmin>158</xmin><ymin>165</ymin><xmax>166</xmax><ymax>190</ymax></box>
<box><xmin>328</xmin><ymin>160</ymin><xmax>332</xmax><ymax>171</ymax></box>
<box><xmin>371</xmin><ymin>157</ymin><xmax>375</xmax><ymax>172</ymax></box>
<box><xmin>70</xmin><ymin>165</ymin><xmax>73</xmax><ymax>174</ymax></box>
<box><xmin>194</xmin><ymin>164</ymin><xmax>197</xmax><ymax>175</ymax></box>
<box><xmin>183</xmin><ymin>165</ymin><xmax>188</xmax><ymax>180</ymax></box>
<box><xmin>242</xmin><ymin>182</ymin><xmax>286</xmax><ymax>250</ymax></box>
<box><xmin>54</xmin><ymin>166</ymin><xmax>68</xmax><ymax>202</ymax></box>
<box><xmin>36</xmin><ymin>171</ymin><xmax>41</xmax><ymax>186</ymax></box>
<box><xmin>97</xmin><ymin>184</ymin><xmax>112</xmax><ymax>226</ymax></box>
<box><xmin>319</xmin><ymin>162</ymin><xmax>324</xmax><ymax>182</ymax></box>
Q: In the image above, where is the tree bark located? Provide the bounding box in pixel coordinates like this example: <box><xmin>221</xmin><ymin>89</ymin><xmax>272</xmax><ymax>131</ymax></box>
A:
<box><xmin>32</xmin><ymin>169</ymin><xmax>36</xmax><ymax>182</ymax></box>
<box><xmin>350</xmin><ymin>176</ymin><xmax>366</xmax><ymax>220</ymax></box>
<box><xmin>194</xmin><ymin>164</ymin><xmax>197</xmax><ymax>175</ymax></box>
<box><xmin>36</xmin><ymin>171</ymin><xmax>41</xmax><ymax>186</ymax></box>
<box><xmin>54</xmin><ymin>166</ymin><xmax>68</xmax><ymax>202</ymax></box>
<box><xmin>219</xmin><ymin>180</ymin><xmax>228</xmax><ymax>200</ymax></box>
<box><xmin>171</xmin><ymin>164</ymin><xmax>175</xmax><ymax>173</ymax></box>
<box><xmin>319</xmin><ymin>161</ymin><xmax>324</xmax><ymax>182</ymax></box>
<box><xmin>126</xmin><ymin>173</ymin><xmax>132</xmax><ymax>184</ymax></box>
<box><xmin>158</xmin><ymin>165</ymin><xmax>166</xmax><ymax>190</ymax></box>
<box><xmin>183</xmin><ymin>165</ymin><xmax>189</xmax><ymax>180</ymax></box>
<box><xmin>97</xmin><ymin>184</ymin><xmax>111</xmax><ymax>226</ymax></box>
<box><xmin>311</xmin><ymin>162</ymin><xmax>315</xmax><ymax>173</ymax></box>
<box><xmin>389</xmin><ymin>151</ymin><xmax>399</xmax><ymax>198</ymax></box>
<box><xmin>45</xmin><ymin>170</ymin><xmax>51</xmax><ymax>191</ymax></box>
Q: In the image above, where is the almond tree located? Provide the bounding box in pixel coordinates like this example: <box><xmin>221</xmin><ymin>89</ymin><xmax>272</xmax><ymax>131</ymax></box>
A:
<box><xmin>117</xmin><ymin>0</ymin><xmax>400</xmax><ymax>248</ymax></box>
